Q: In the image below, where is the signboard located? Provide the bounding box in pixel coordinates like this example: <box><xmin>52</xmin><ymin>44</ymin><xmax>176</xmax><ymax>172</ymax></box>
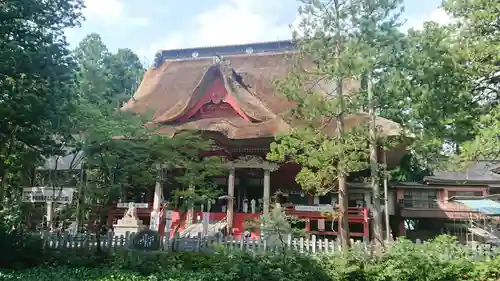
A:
<box><xmin>22</xmin><ymin>187</ymin><xmax>74</xmax><ymax>204</ymax></box>
<box><xmin>116</xmin><ymin>203</ymin><xmax>149</xmax><ymax>208</ymax></box>
<box><xmin>294</xmin><ymin>205</ymin><xmax>334</xmax><ymax>212</ymax></box>
<box><xmin>130</xmin><ymin>229</ymin><xmax>161</xmax><ymax>251</ymax></box>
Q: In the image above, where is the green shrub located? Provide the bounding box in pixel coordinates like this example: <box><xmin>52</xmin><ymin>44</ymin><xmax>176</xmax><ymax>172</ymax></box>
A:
<box><xmin>0</xmin><ymin>225</ymin><xmax>46</xmax><ymax>269</ymax></box>
<box><xmin>0</xmin><ymin>266</ymin><xmax>249</xmax><ymax>281</ymax></box>
<box><xmin>45</xmin><ymin>248</ymin><xmax>109</xmax><ymax>268</ymax></box>
<box><xmin>1</xmin><ymin>235</ymin><xmax>498</xmax><ymax>281</ymax></box>
<box><xmin>365</xmin><ymin>236</ymin><xmax>474</xmax><ymax>281</ymax></box>
<box><xmin>106</xmin><ymin>248</ymin><xmax>331</xmax><ymax>281</ymax></box>
<box><xmin>108</xmin><ymin>248</ymin><xmax>222</xmax><ymax>274</ymax></box>
<box><xmin>466</xmin><ymin>256</ymin><xmax>500</xmax><ymax>281</ymax></box>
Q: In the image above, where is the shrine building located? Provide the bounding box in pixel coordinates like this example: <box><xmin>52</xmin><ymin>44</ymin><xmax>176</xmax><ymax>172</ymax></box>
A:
<box><xmin>114</xmin><ymin>40</ymin><xmax>409</xmax><ymax>240</ymax></box>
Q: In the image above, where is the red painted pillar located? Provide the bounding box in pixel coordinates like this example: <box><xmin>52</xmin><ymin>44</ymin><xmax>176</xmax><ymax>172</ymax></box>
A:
<box><xmin>306</xmin><ymin>195</ymin><xmax>313</xmax><ymax>237</ymax></box>
<box><xmin>305</xmin><ymin>218</ymin><xmax>311</xmax><ymax>238</ymax></box>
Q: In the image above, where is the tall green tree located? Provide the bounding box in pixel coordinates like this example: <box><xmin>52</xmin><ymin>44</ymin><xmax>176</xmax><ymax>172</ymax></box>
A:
<box><xmin>268</xmin><ymin>0</ymin><xmax>405</xmax><ymax>249</ymax></box>
<box><xmin>454</xmin><ymin>105</ymin><xmax>499</xmax><ymax>161</ymax></box>
<box><xmin>0</xmin><ymin>0</ymin><xmax>84</xmax><ymax>208</ymax></box>
<box><xmin>70</xmin><ymin>35</ymin><xmax>222</xmax><ymax>241</ymax></box>
<box><xmin>376</xmin><ymin>0</ymin><xmax>498</xmax><ymax>171</ymax></box>
<box><xmin>74</xmin><ymin>33</ymin><xmax>144</xmax><ymax>106</ymax></box>
<box><xmin>442</xmin><ymin>0</ymin><xmax>499</xmax><ymax>162</ymax></box>
<box><xmin>74</xmin><ymin>100</ymin><xmax>219</xmax><ymax>239</ymax></box>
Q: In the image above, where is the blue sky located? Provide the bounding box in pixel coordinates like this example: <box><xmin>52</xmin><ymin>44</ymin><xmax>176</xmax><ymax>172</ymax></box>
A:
<box><xmin>65</xmin><ymin>0</ymin><xmax>450</xmax><ymax>64</ymax></box>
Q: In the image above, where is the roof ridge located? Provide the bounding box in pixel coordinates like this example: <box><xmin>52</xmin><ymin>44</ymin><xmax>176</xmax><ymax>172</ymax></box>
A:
<box><xmin>157</xmin><ymin>39</ymin><xmax>295</xmax><ymax>53</ymax></box>
<box><xmin>152</xmin><ymin>40</ymin><xmax>296</xmax><ymax>68</ymax></box>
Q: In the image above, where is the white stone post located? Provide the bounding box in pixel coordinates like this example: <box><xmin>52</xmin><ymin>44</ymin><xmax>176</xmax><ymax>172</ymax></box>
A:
<box><xmin>150</xmin><ymin>164</ymin><xmax>163</xmax><ymax>231</ymax></box>
<box><xmin>227</xmin><ymin>168</ymin><xmax>235</xmax><ymax>233</ymax></box>
<box><xmin>46</xmin><ymin>201</ymin><xmax>53</xmax><ymax>231</ymax></box>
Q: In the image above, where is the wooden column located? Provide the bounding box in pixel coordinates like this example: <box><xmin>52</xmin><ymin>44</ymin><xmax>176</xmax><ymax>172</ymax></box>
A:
<box><xmin>227</xmin><ymin>168</ymin><xmax>235</xmax><ymax>233</ymax></box>
<box><xmin>263</xmin><ymin>169</ymin><xmax>271</xmax><ymax>216</ymax></box>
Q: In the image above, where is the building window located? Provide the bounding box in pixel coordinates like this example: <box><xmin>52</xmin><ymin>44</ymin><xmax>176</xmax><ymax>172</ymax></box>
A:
<box><xmin>348</xmin><ymin>193</ymin><xmax>364</xmax><ymax>208</ymax></box>
<box><xmin>287</xmin><ymin>194</ymin><xmax>308</xmax><ymax>205</ymax></box>
<box><xmin>448</xmin><ymin>191</ymin><xmax>483</xmax><ymax>198</ymax></box>
<box><xmin>403</xmin><ymin>189</ymin><xmax>438</xmax><ymax>208</ymax></box>
<box><xmin>318</xmin><ymin>195</ymin><xmax>331</xmax><ymax>205</ymax></box>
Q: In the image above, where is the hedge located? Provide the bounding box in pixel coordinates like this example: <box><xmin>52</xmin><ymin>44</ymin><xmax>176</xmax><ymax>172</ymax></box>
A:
<box><xmin>2</xmin><ymin>256</ymin><xmax>499</xmax><ymax>281</ymax></box>
<box><xmin>1</xmin><ymin>233</ymin><xmax>499</xmax><ymax>281</ymax></box>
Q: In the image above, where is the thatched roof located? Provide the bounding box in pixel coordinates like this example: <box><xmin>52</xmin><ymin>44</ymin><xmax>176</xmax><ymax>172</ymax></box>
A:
<box><xmin>122</xmin><ymin>48</ymin><xmax>404</xmax><ymax>141</ymax></box>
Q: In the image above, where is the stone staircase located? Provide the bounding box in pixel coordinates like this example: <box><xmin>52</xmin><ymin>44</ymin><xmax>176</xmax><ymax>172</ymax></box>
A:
<box><xmin>180</xmin><ymin>218</ymin><xmax>227</xmax><ymax>238</ymax></box>
<box><xmin>176</xmin><ymin>218</ymin><xmax>227</xmax><ymax>252</ymax></box>
<box><xmin>468</xmin><ymin>221</ymin><xmax>500</xmax><ymax>245</ymax></box>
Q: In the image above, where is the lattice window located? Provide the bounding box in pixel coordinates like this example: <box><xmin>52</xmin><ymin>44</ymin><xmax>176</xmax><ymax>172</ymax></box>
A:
<box><xmin>403</xmin><ymin>189</ymin><xmax>439</xmax><ymax>208</ymax></box>
<box><xmin>403</xmin><ymin>189</ymin><xmax>437</xmax><ymax>200</ymax></box>
<box><xmin>448</xmin><ymin>190</ymin><xmax>482</xmax><ymax>198</ymax></box>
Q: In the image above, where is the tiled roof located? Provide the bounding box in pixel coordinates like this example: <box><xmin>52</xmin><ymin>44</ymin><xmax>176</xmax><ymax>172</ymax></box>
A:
<box><xmin>425</xmin><ymin>161</ymin><xmax>500</xmax><ymax>183</ymax></box>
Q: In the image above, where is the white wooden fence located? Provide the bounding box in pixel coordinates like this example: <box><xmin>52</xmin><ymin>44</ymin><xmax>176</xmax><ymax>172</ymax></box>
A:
<box><xmin>40</xmin><ymin>231</ymin><xmax>500</xmax><ymax>258</ymax></box>
<box><xmin>41</xmin><ymin>231</ymin><xmax>357</xmax><ymax>254</ymax></box>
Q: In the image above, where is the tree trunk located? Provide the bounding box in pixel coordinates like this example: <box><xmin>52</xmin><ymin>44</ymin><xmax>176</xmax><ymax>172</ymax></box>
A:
<box><xmin>336</xmin><ymin>79</ymin><xmax>351</xmax><ymax>250</ymax></box>
<box><xmin>383</xmin><ymin>151</ymin><xmax>391</xmax><ymax>241</ymax></box>
<box><xmin>368</xmin><ymin>76</ymin><xmax>383</xmax><ymax>252</ymax></box>
<box><xmin>332</xmin><ymin>0</ymin><xmax>350</xmax><ymax>251</ymax></box>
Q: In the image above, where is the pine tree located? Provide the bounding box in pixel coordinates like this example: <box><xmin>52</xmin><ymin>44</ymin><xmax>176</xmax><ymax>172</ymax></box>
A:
<box><xmin>268</xmin><ymin>0</ymin><xmax>406</xmax><ymax>250</ymax></box>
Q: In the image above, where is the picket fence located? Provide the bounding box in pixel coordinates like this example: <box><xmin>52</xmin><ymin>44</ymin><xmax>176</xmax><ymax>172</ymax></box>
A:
<box><xmin>40</xmin><ymin>231</ymin><xmax>500</xmax><ymax>258</ymax></box>
<box><xmin>41</xmin><ymin>231</ymin><xmax>359</xmax><ymax>254</ymax></box>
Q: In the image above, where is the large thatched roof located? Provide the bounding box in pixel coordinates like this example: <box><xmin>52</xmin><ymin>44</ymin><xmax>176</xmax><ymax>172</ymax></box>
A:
<box><xmin>122</xmin><ymin>41</ymin><xmax>404</xmax><ymax>142</ymax></box>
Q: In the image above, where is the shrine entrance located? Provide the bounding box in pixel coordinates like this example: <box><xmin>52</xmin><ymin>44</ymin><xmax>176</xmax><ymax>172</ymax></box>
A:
<box><xmin>235</xmin><ymin>168</ymin><xmax>264</xmax><ymax>213</ymax></box>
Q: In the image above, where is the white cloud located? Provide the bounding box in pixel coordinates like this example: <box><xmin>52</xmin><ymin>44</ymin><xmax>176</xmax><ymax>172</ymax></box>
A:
<box><xmin>403</xmin><ymin>8</ymin><xmax>452</xmax><ymax>31</ymax></box>
<box><xmin>83</xmin><ymin>0</ymin><xmax>149</xmax><ymax>26</ymax></box>
<box><xmin>137</xmin><ymin>0</ymin><xmax>296</xmax><ymax>61</ymax></box>
<box><xmin>84</xmin><ymin>0</ymin><xmax>124</xmax><ymax>22</ymax></box>
<box><xmin>128</xmin><ymin>17</ymin><xmax>150</xmax><ymax>27</ymax></box>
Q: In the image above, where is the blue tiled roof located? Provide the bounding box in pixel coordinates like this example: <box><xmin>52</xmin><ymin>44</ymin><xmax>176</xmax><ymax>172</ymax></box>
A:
<box><xmin>455</xmin><ymin>199</ymin><xmax>500</xmax><ymax>216</ymax></box>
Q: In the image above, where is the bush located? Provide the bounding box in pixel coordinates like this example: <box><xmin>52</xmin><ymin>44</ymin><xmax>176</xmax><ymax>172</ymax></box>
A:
<box><xmin>466</xmin><ymin>258</ymin><xmax>500</xmax><ymax>281</ymax></box>
<box><xmin>106</xmin><ymin>248</ymin><xmax>331</xmax><ymax>281</ymax></box>
<box><xmin>365</xmin><ymin>236</ymin><xmax>475</xmax><ymax>281</ymax></box>
<box><xmin>0</xmin><ymin>225</ymin><xmax>46</xmax><ymax>269</ymax></box>
<box><xmin>1</xmin><ymin>235</ymin><xmax>499</xmax><ymax>281</ymax></box>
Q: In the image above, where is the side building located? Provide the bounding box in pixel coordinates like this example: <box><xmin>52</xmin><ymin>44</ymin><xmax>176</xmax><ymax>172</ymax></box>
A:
<box><xmin>394</xmin><ymin>161</ymin><xmax>500</xmax><ymax>243</ymax></box>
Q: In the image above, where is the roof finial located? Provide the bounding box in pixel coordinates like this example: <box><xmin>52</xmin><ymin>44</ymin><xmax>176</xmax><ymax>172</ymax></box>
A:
<box><xmin>214</xmin><ymin>54</ymin><xmax>222</xmax><ymax>64</ymax></box>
